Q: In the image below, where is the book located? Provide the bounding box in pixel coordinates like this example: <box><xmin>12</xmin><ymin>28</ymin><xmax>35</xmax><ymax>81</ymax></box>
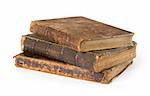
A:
<box><xmin>30</xmin><ymin>16</ymin><xmax>134</xmax><ymax>52</ymax></box>
<box><xmin>14</xmin><ymin>52</ymin><xmax>132</xmax><ymax>84</ymax></box>
<box><xmin>21</xmin><ymin>34</ymin><xmax>136</xmax><ymax>72</ymax></box>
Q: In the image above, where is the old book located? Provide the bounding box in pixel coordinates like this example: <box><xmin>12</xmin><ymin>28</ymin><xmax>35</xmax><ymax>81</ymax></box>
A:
<box><xmin>30</xmin><ymin>16</ymin><xmax>134</xmax><ymax>52</ymax></box>
<box><xmin>21</xmin><ymin>34</ymin><xmax>136</xmax><ymax>72</ymax></box>
<box><xmin>14</xmin><ymin>52</ymin><xmax>132</xmax><ymax>84</ymax></box>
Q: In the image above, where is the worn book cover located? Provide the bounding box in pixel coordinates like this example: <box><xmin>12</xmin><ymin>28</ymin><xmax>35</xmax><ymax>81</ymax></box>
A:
<box><xmin>21</xmin><ymin>34</ymin><xmax>136</xmax><ymax>72</ymax></box>
<box><xmin>14</xmin><ymin>52</ymin><xmax>132</xmax><ymax>84</ymax></box>
<box><xmin>30</xmin><ymin>16</ymin><xmax>134</xmax><ymax>52</ymax></box>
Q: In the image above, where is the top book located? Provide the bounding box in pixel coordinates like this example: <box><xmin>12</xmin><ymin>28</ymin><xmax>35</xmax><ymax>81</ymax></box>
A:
<box><xmin>30</xmin><ymin>16</ymin><xmax>134</xmax><ymax>52</ymax></box>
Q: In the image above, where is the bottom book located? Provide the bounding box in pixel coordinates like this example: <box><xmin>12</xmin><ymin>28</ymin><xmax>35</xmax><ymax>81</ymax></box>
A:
<box><xmin>14</xmin><ymin>52</ymin><xmax>132</xmax><ymax>84</ymax></box>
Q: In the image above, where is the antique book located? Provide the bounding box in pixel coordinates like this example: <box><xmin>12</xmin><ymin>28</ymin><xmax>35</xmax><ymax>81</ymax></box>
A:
<box><xmin>21</xmin><ymin>34</ymin><xmax>136</xmax><ymax>72</ymax></box>
<box><xmin>30</xmin><ymin>16</ymin><xmax>134</xmax><ymax>52</ymax></box>
<box><xmin>14</xmin><ymin>52</ymin><xmax>132</xmax><ymax>84</ymax></box>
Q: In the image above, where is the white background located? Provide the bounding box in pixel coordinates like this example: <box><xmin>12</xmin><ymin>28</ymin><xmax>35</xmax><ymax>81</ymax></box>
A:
<box><xmin>0</xmin><ymin>0</ymin><xmax>149</xmax><ymax>96</ymax></box>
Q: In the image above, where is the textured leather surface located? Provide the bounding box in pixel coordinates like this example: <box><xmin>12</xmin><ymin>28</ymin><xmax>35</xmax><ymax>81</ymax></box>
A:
<box><xmin>15</xmin><ymin>52</ymin><xmax>132</xmax><ymax>84</ymax></box>
<box><xmin>32</xmin><ymin>16</ymin><xmax>133</xmax><ymax>39</ymax></box>
<box><xmin>30</xmin><ymin>16</ymin><xmax>134</xmax><ymax>51</ymax></box>
<box><xmin>22</xmin><ymin>34</ymin><xmax>136</xmax><ymax>72</ymax></box>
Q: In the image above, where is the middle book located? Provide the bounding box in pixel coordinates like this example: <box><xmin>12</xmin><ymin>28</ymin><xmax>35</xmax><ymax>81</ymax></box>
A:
<box><xmin>21</xmin><ymin>34</ymin><xmax>136</xmax><ymax>72</ymax></box>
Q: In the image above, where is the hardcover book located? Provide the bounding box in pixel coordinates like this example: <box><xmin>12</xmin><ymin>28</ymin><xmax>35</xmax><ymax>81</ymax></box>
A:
<box><xmin>21</xmin><ymin>34</ymin><xmax>136</xmax><ymax>72</ymax></box>
<box><xmin>30</xmin><ymin>16</ymin><xmax>134</xmax><ymax>52</ymax></box>
<box><xmin>15</xmin><ymin>52</ymin><xmax>132</xmax><ymax>84</ymax></box>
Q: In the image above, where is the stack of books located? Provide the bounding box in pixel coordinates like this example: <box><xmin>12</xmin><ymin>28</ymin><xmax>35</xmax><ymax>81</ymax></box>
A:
<box><xmin>14</xmin><ymin>16</ymin><xmax>136</xmax><ymax>84</ymax></box>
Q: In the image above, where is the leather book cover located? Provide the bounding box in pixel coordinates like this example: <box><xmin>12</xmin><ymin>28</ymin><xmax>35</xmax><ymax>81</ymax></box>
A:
<box><xmin>30</xmin><ymin>16</ymin><xmax>134</xmax><ymax>52</ymax></box>
<box><xmin>14</xmin><ymin>52</ymin><xmax>132</xmax><ymax>84</ymax></box>
<box><xmin>22</xmin><ymin>34</ymin><xmax>136</xmax><ymax>72</ymax></box>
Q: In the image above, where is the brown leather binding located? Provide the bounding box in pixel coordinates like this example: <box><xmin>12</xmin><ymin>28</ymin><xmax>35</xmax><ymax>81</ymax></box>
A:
<box><xmin>22</xmin><ymin>34</ymin><xmax>136</xmax><ymax>72</ymax></box>
<box><xmin>14</xmin><ymin>52</ymin><xmax>132</xmax><ymax>84</ymax></box>
<box><xmin>30</xmin><ymin>16</ymin><xmax>134</xmax><ymax>51</ymax></box>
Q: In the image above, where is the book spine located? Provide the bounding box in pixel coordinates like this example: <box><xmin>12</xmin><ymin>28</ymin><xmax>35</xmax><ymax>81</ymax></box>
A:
<box><xmin>15</xmin><ymin>54</ymin><xmax>104</xmax><ymax>83</ymax></box>
<box><xmin>14</xmin><ymin>53</ymin><xmax>132</xmax><ymax>84</ymax></box>
<box><xmin>22</xmin><ymin>35</ymin><xmax>97</xmax><ymax>71</ymax></box>
<box><xmin>30</xmin><ymin>22</ymin><xmax>83</xmax><ymax>51</ymax></box>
